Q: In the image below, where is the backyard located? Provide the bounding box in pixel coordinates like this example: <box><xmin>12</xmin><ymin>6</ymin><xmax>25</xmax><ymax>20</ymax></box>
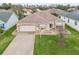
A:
<box><xmin>0</xmin><ymin>26</ymin><xmax>16</xmax><ymax>54</ymax></box>
<box><xmin>34</xmin><ymin>24</ymin><xmax>79</xmax><ymax>55</ymax></box>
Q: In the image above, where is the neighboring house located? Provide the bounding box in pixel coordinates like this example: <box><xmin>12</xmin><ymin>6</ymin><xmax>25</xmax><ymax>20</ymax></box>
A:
<box><xmin>17</xmin><ymin>12</ymin><xmax>64</xmax><ymax>33</ymax></box>
<box><xmin>59</xmin><ymin>10</ymin><xmax>79</xmax><ymax>31</ymax></box>
<box><xmin>45</xmin><ymin>9</ymin><xmax>79</xmax><ymax>31</ymax></box>
<box><xmin>0</xmin><ymin>11</ymin><xmax>18</xmax><ymax>31</ymax></box>
<box><xmin>36</xmin><ymin>9</ymin><xmax>42</xmax><ymax>12</ymax></box>
<box><xmin>70</xmin><ymin>10</ymin><xmax>79</xmax><ymax>14</ymax></box>
<box><xmin>44</xmin><ymin>8</ymin><xmax>65</xmax><ymax>14</ymax></box>
<box><xmin>67</xmin><ymin>8</ymin><xmax>78</xmax><ymax>12</ymax></box>
<box><xmin>0</xmin><ymin>9</ymin><xmax>6</xmax><ymax>12</ymax></box>
<box><xmin>23</xmin><ymin>8</ymin><xmax>33</xmax><ymax>16</ymax></box>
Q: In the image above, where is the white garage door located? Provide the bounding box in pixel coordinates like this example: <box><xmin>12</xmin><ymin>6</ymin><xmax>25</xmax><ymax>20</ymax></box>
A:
<box><xmin>20</xmin><ymin>26</ymin><xmax>35</xmax><ymax>32</ymax></box>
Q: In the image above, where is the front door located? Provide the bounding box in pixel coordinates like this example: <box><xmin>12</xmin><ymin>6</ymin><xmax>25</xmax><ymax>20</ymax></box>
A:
<box><xmin>49</xmin><ymin>24</ymin><xmax>53</xmax><ymax>28</ymax></box>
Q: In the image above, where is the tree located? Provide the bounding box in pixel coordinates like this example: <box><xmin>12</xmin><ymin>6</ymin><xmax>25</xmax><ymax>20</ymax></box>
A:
<box><xmin>51</xmin><ymin>13</ymin><xmax>58</xmax><ymax>17</ymax></box>
<box><xmin>56</xmin><ymin>4</ymin><xmax>71</xmax><ymax>11</ymax></box>
<box><xmin>49</xmin><ymin>4</ymin><xmax>57</xmax><ymax>8</ymax></box>
<box><xmin>8</xmin><ymin>3</ymin><xmax>12</xmax><ymax>8</ymax></box>
<box><xmin>1</xmin><ymin>3</ymin><xmax>11</xmax><ymax>10</ymax></box>
<box><xmin>77</xmin><ymin>6</ymin><xmax>79</xmax><ymax>9</ymax></box>
<box><xmin>57</xmin><ymin>26</ymin><xmax>65</xmax><ymax>47</ymax></box>
<box><xmin>10</xmin><ymin>4</ymin><xmax>24</xmax><ymax>19</ymax></box>
<box><xmin>0</xmin><ymin>29</ymin><xmax>4</xmax><ymax>33</ymax></box>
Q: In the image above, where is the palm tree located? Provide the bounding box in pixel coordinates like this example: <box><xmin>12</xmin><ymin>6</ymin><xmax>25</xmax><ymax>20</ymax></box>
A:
<box><xmin>57</xmin><ymin>25</ymin><xmax>65</xmax><ymax>47</ymax></box>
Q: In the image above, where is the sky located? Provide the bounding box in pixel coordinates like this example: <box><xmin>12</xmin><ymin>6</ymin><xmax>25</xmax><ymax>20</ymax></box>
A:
<box><xmin>0</xmin><ymin>0</ymin><xmax>79</xmax><ymax>6</ymax></box>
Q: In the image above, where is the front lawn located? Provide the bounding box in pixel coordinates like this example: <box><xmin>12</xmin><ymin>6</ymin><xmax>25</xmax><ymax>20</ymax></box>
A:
<box><xmin>34</xmin><ymin>24</ymin><xmax>79</xmax><ymax>55</ymax></box>
<box><xmin>0</xmin><ymin>29</ymin><xmax>4</xmax><ymax>34</ymax></box>
<box><xmin>0</xmin><ymin>26</ymin><xmax>16</xmax><ymax>54</ymax></box>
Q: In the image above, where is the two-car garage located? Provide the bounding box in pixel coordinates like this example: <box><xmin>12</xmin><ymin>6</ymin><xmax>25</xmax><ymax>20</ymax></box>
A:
<box><xmin>19</xmin><ymin>25</ymin><xmax>36</xmax><ymax>32</ymax></box>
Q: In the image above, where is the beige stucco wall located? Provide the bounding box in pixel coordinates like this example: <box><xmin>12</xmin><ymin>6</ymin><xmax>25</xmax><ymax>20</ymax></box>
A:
<box><xmin>34</xmin><ymin>24</ymin><xmax>50</xmax><ymax>31</ymax></box>
<box><xmin>17</xmin><ymin>23</ymin><xmax>50</xmax><ymax>32</ymax></box>
<box><xmin>17</xmin><ymin>20</ymin><xmax>64</xmax><ymax>32</ymax></box>
<box><xmin>17</xmin><ymin>23</ymin><xmax>35</xmax><ymax>32</ymax></box>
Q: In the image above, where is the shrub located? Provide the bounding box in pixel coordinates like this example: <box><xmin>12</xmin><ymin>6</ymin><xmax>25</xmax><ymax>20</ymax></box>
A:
<box><xmin>0</xmin><ymin>29</ymin><xmax>4</xmax><ymax>33</ymax></box>
<box><xmin>51</xmin><ymin>13</ymin><xmax>58</xmax><ymax>17</ymax></box>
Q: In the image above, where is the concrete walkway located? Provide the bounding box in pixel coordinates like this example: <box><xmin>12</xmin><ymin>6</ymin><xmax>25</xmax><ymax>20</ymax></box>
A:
<box><xmin>3</xmin><ymin>33</ymin><xmax>35</xmax><ymax>55</ymax></box>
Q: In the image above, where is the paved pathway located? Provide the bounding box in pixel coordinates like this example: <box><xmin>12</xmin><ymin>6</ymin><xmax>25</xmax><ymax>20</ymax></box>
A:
<box><xmin>3</xmin><ymin>33</ymin><xmax>35</xmax><ymax>55</ymax></box>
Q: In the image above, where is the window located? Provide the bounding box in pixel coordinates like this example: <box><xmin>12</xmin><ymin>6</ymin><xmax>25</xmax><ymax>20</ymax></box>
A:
<box><xmin>0</xmin><ymin>24</ymin><xmax>5</xmax><ymax>28</ymax></box>
<box><xmin>75</xmin><ymin>21</ymin><xmax>77</xmax><ymax>25</ymax></box>
<box><xmin>2</xmin><ymin>24</ymin><xmax>5</xmax><ymax>28</ymax></box>
<box><xmin>68</xmin><ymin>18</ymin><xmax>69</xmax><ymax>23</ymax></box>
<box><xmin>40</xmin><ymin>24</ymin><xmax>45</xmax><ymax>30</ymax></box>
<box><xmin>49</xmin><ymin>24</ymin><xmax>53</xmax><ymax>28</ymax></box>
<box><xmin>59</xmin><ymin>16</ymin><xmax>61</xmax><ymax>18</ymax></box>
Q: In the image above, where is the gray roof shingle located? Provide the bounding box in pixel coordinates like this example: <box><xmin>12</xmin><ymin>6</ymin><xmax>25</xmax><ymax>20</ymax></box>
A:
<box><xmin>46</xmin><ymin>9</ymin><xmax>79</xmax><ymax>21</ymax></box>
<box><xmin>60</xmin><ymin>11</ymin><xmax>79</xmax><ymax>21</ymax></box>
<box><xmin>0</xmin><ymin>12</ymin><xmax>13</xmax><ymax>22</ymax></box>
<box><xmin>70</xmin><ymin>10</ymin><xmax>79</xmax><ymax>14</ymax></box>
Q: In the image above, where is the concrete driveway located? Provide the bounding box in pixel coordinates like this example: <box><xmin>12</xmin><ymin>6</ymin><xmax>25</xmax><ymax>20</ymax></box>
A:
<box><xmin>3</xmin><ymin>33</ymin><xmax>35</xmax><ymax>55</ymax></box>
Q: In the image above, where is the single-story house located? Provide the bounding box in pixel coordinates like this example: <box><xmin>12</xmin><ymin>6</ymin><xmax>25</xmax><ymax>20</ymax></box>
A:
<box><xmin>44</xmin><ymin>8</ymin><xmax>65</xmax><ymax>14</ymax></box>
<box><xmin>45</xmin><ymin>9</ymin><xmax>79</xmax><ymax>31</ymax></box>
<box><xmin>17</xmin><ymin>12</ymin><xmax>65</xmax><ymax>33</ymax></box>
<box><xmin>36</xmin><ymin>9</ymin><xmax>42</xmax><ymax>12</ymax></box>
<box><xmin>0</xmin><ymin>11</ymin><xmax>18</xmax><ymax>30</ymax></box>
<box><xmin>59</xmin><ymin>10</ymin><xmax>79</xmax><ymax>31</ymax></box>
<box><xmin>67</xmin><ymin>8</ymin><xmax>78</xmax><ymax>12</ymax></box>
<box><xmin>23</xmin><ymin>8</ymin><xmax>33</xmax><ymax>16</ymax></box>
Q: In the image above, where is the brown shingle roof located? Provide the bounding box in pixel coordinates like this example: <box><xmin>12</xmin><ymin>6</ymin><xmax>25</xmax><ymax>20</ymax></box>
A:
<box><xmin>18</xmin><ymin>11</ymin><xmax>60</xmax><ymax>24</ymax></box>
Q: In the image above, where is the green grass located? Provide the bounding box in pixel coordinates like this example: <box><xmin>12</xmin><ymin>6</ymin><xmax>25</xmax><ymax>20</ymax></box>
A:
<box><xmin>34</xmin><ymin>24</ymin><xmax>79</xmax><ymax>55</ymax></box>
<box><xmin>0</xmin><ymin>26</ymin><xmax>16</xmax><ymax>54</ymax></box>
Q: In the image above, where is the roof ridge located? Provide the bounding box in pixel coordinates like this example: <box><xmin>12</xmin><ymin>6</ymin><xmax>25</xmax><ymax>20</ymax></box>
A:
<box><xmin>36</xmin><ymin>13</ymin><xmax>50</xmax><ymax>23</ymax></box>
